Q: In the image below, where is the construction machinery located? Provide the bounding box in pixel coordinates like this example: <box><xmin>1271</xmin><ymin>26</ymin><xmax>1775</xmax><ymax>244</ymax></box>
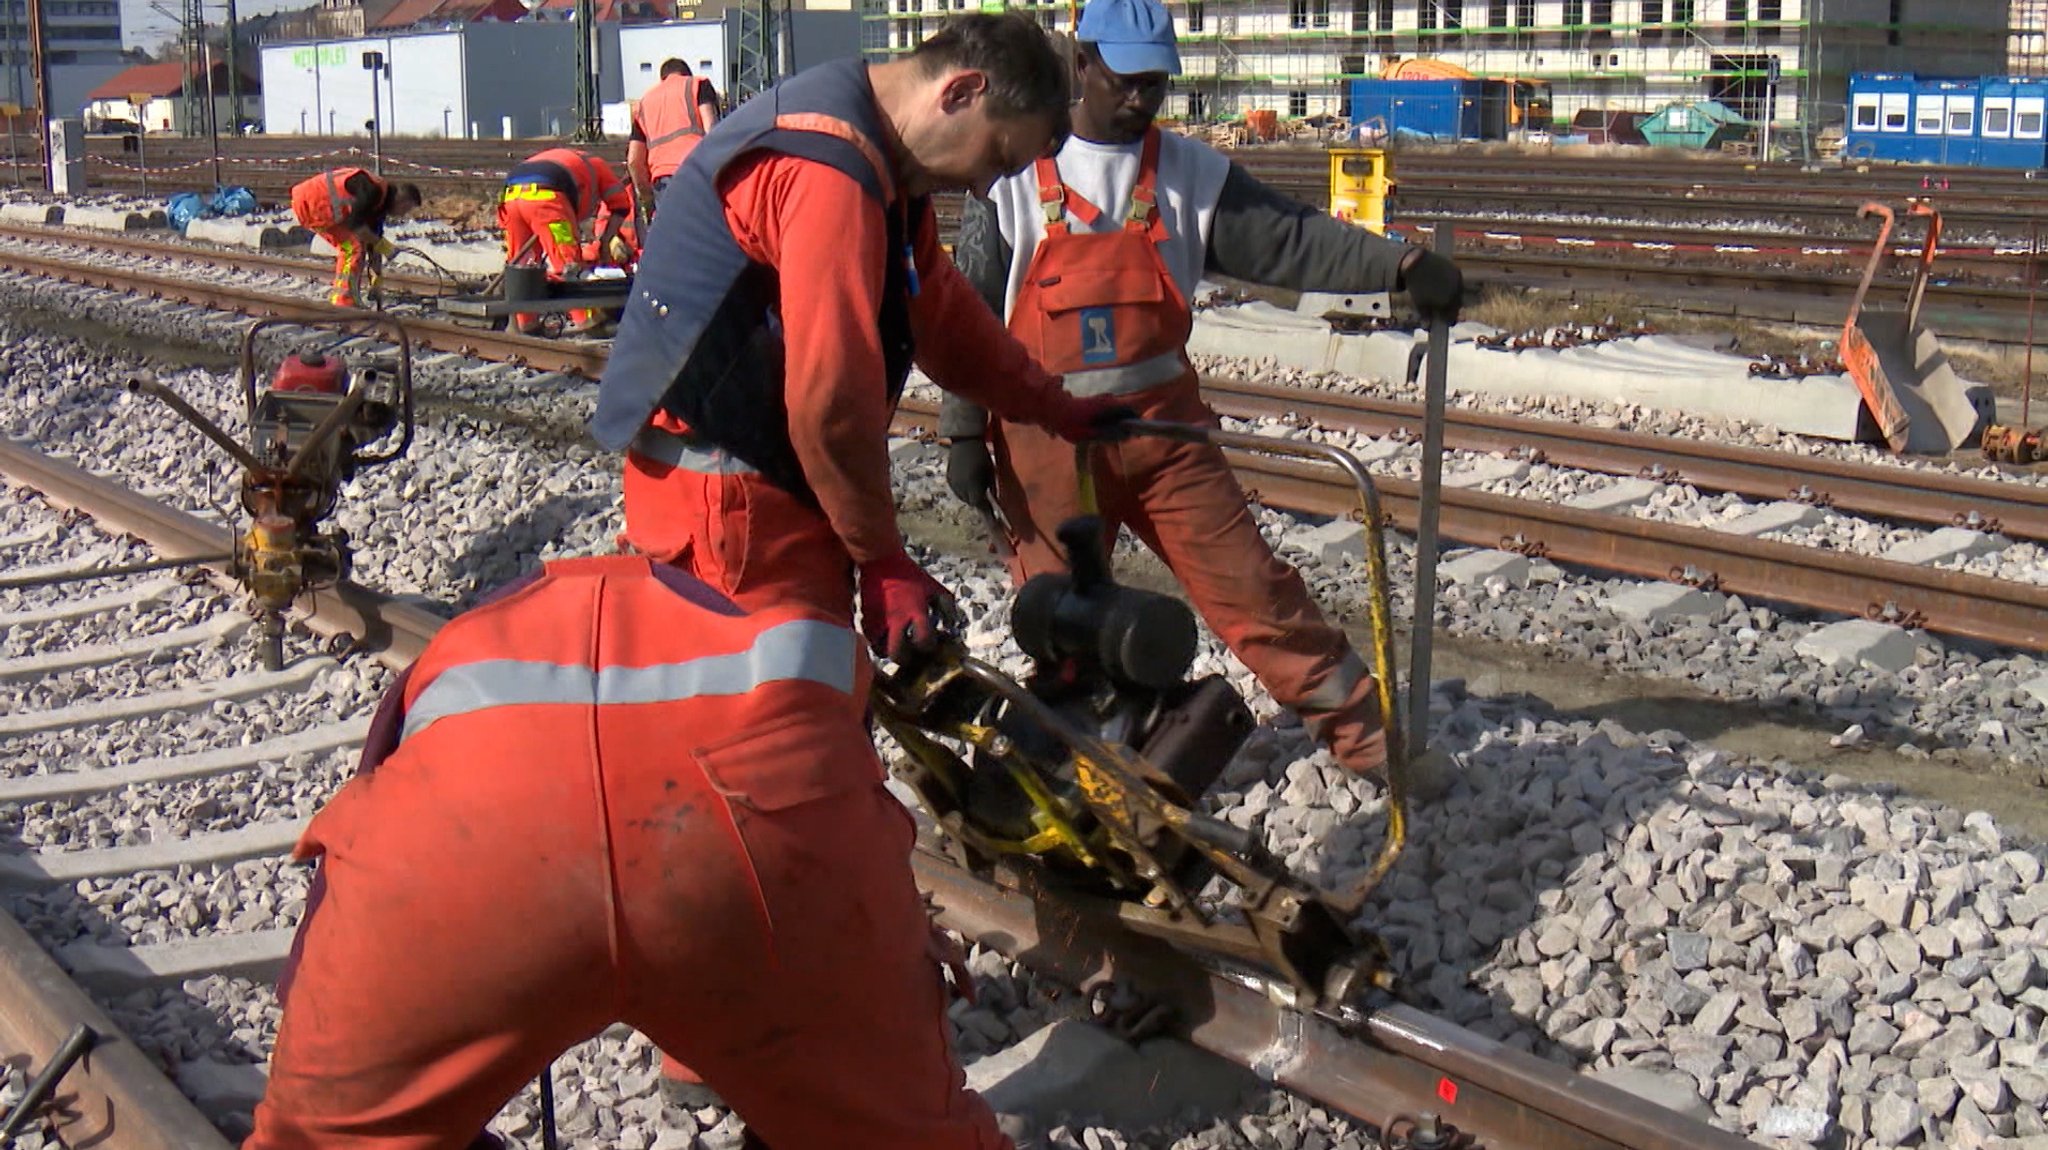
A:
<box><xmin>127</xmin><ymin>316</ymin><xmax>416</xmax><ymax>668</ymax></box>
<box><xmin>1378</xmin><ymin>57</ymin><xmax>1552</xmax><ymax>130</ymax></box>
<box><xmin>874</xmin><ymin>421</ymin><xmax>1412</xmax><ymax>1013</ymax></box>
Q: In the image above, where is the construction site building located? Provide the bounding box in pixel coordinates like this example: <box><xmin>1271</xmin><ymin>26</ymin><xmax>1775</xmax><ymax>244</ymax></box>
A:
<box><xmin>861</xmin><ymin>0</ymin><xmax>2008</xmax><ymax>131</ymax></box>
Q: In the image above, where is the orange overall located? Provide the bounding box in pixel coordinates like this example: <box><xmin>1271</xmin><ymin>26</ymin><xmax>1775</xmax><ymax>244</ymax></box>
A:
<box><xmin>500</xmin><ymin>149</ymin><xmax>631</xmax><ymax>332</ymax></box>
<box><xmin>290</xmin><ymin>168</ymin><xmax>383</xmax><ymax>307</ymax></box>
<box><xmin>989</xmin><ymin>130</ymin><xmax>1388</xmax><ymax>773</ymax></box>
<box><xmin>244</xmin><ymin>556</ymin><xmax>1004</xmax><ymax>1150</ymax></box>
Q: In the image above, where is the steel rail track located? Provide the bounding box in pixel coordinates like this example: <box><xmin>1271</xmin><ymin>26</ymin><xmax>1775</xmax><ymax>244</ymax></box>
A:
<box><xmin>0</xmin><ymin>439</ymin><xmax>1753</xmax><ymax>1149</ymax></box>
<box><xmin>19</xmin><ymin>225</ymin><xmax>2038</xmax><ymax>546</ymax></box>
<box><xmin>24</xmin><ymin>224</ymin><xmax>2046</xmax><ymax>537</ymax></box>
<box><xmin>894</xmin><ymin>399</ymin><xmax>2048</xmax><ymax>651</ymax></box>
<box><xmin>6</xmin><ymin>240</ymin><xmax>2044</xmax><ymax>650</ymax></box>
<box><xmin>1195</xmin><ymin>376</ymin><xmax>2048</xmax><ymax>544</ymax></box>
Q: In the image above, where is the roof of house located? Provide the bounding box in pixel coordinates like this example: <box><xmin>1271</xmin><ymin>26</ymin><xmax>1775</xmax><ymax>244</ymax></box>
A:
<box><xmin>87</xmin><ymin>60</ymin><xmax>259</xmax><ymax>102</ymax></box>
<box><xmin>372</xmin><ymin>0</ymin><xmax>526</xmax><ymax>29</ymax></box>
<box><xmin>526</xmin><ymin>0</ymin><xmax>675</xmax><ymax>22</ymax></box>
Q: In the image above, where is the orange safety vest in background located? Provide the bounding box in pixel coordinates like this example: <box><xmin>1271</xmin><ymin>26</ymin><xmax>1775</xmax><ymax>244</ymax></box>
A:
<box><xmin>1003</xmin><ymin>128</ymin><xmax>1192</xmax><ymax>397</ymax></box>
<box><xmin>636</xmin><ymin>74</ymin><xmax>714</xmax><ymax>181</ymax></box>
<box><xmin>291</xmin><ymin>167</ymin><xmax>385</xmax><ymax>232</ymax></box>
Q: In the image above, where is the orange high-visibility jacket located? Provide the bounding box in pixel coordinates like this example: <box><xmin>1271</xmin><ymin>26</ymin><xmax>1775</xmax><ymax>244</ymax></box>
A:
<box><xmin>507</xmin><ymin>148</ymin><xmax>633</xmax><ymax>221</ymax></box>
<box><xmin>332</xmin><ymin>556</ymin><xmax>866</xmax><ymax>803</ymax></box>
<box><xmin>635</xmin><ymin>73</ymin><xmax>716</xmax><ymax>181</ymax></box>
<box><xmin>291</xmin><ymin>167</ymin><xmax>386</xmax><ymax>232</ymax></box>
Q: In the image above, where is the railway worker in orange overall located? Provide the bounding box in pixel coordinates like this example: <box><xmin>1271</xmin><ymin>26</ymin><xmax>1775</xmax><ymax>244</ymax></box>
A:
<box><xmin>499</xmin><ymin>146</ymin><xmax>634</xmax><ymax>335</ymax></box>
<box><xmin>593</xmin><ymin>15</ymin><xmax>1136</xmax><ymax>653</ymax></box>
<box><xmin>243</xmin><ymin>555</ymin><xmax>1009</xmax><ymax>1150</ymax></box>
<box><xmin>627</xmin><ymin>57</ymin><xmax>723</xmax><ymax>217</ymax></box>
<box><xmin>288</xmin><ymin>168</ymin><xmax>422</xmax><ymax>307</ymax></box>
<box><xmin>939</xmin><ymin>0</ymin><xmax>1464</xmax><ymax>778</ymax></box>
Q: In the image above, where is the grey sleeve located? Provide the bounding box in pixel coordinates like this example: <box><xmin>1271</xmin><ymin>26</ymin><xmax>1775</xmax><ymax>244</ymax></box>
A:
<box><xmin>1204</xmin><ymin>163</ymin><xmax>1413</xmax><ymax>294</ymax></box>
<box><xmin>938</xmin><ymin>193</ymin><xmax>1013</xmax><ymax>439</ymax></box>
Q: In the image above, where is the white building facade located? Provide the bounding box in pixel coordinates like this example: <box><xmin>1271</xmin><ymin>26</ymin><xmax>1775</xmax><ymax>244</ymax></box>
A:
<box><xmin>864</xmin><ymin>0</ymin><xmax>2008</xmax><ymax>131</ymax></box>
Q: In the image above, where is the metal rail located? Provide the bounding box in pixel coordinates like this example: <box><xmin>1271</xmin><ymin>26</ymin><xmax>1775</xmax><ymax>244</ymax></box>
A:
<box><xmin>7</xmin><ymin>233</ymin><xmax>2042</xmax><ymax>651</ymax></box>
<box><xmin>1197</xmin><ymin>376</ymin><xmax>2048</xmax><ymax>544</ymax></box>
<box><xmin>0</xmin><ymin>436</ymin><xmax>1757</xmax><ymax>1148</ymax></box>
<box><xmin>895</xmin><ymin>400</ymin><xmax>2048</xmax><ymax>652</ymax></box>
<box><xmin>913</xmin><ymin>849</ymin><xmax>1757</xmax><ymax>1150</ymax></box>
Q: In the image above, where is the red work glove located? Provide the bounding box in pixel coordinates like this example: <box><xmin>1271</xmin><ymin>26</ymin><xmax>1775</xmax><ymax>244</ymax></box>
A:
<box><xmin>857</xmin><ymin>551</ymin><xmax>961</xmax><ymax>661</ymax></box>
<box><xmin>1037</xmin><ymin>392</ymin><xmax>1139</xmax><ymax>444</ymax></box>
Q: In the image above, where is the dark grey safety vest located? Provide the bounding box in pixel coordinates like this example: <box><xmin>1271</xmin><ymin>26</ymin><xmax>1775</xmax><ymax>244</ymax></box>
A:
<box><xmin>591</xmin><ymin>58</ymin><xmax>923</xmax><ymax>504</ymax></box>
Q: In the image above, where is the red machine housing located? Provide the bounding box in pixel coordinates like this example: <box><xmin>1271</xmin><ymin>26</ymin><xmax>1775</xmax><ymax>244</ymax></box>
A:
<box><xmin>271</xmin><ymin>352</ymin><xmax>346</xmax><ymax>395</ymax></box>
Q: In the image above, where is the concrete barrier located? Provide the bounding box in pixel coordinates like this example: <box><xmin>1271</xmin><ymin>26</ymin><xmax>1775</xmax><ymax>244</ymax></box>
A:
<box><xmin>64</xmin><ymin>206</ymin><xmax>161</xmax><ymax>231</ymax></box>
<box><xmin>1187</xmin><ymin>298</ymin><xmax>1876</xmax><ymax>444</ymax></box>
<box><xmin>185</xmin><ymin>218</ymin><xmax>307</xmax><ymax>248</ymax></box>
<box><xmin>0</xmin><ymin>202</ymin><xmax>60</xmax><ymax>225</ymax></box>
<box><xmin>313</xmin><ymin>234</ymin><xmax>506</xmax><ymax>279</ymax></box>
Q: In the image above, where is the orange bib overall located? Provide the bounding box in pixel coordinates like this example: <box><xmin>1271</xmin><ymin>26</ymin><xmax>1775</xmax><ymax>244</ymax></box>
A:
<box><xmin>989</xmin><ymin>129</ymin><xmax>1387</xmax><ymax>774</ymax></box>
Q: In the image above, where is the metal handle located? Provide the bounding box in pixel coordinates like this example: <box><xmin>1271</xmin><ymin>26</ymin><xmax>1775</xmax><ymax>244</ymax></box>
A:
<box><xmin>1112</xmin><ymin>418</ymin><xmax>1409</xmax><ymax>910</ymax></box>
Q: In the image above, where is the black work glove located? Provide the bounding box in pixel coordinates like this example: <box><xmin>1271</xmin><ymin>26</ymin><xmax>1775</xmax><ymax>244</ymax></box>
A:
<box><xmin>946</xmin><ymin>436</ymin><xmax>997</xmax><ymax>511</ymax></box>
<box><xmin>1399</xmin><ymin>250</ymin><xmax>1464</xmax><ymax>325</ymax></box>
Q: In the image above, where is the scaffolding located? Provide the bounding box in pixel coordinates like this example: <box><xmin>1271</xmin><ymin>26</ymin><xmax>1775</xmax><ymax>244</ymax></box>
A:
<box><xmin>2016</xmin><ymin>0</ymin><xmax>2048</xmax><ymax>75</ymax></box>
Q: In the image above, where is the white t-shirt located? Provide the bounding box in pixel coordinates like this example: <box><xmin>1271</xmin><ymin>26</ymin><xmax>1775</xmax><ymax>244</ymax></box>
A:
<box><xmin>983</xmin><ymin>130</ymin><xmax>1232</xmax><ymax>322</ymax></box>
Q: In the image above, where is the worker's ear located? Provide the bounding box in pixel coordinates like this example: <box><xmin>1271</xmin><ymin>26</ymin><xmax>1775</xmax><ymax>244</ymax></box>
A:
<box><xmin>939</xmin><ymin>69</ymin><xmax>991</xmax><ymax>114</ymax></box>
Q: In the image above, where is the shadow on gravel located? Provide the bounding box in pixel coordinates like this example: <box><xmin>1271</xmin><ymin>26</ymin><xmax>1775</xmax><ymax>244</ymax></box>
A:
<box><xmin>445</xmin><ymin>492</ymin><xmax>615</xmax><ymax>609</ymax></box>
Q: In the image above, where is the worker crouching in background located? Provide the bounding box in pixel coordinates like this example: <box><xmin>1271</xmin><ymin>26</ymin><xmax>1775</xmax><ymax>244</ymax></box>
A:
<box><xmin>941</xmin><ymin>0</ymin><xmax>1464</xmax><ymax>779</ymax></box>
<box><xmin>500</xmin><ymin>146</ymin><xmax>634</xmax><ymax>336</ymax></box>
<box><xmin>243</xmin><ymin>556</ymin><xmax>1010</xmax><ymax>1150</ymax></box>
<box><xmin>289</xmin><ymin>168</ymin><xmax>422</xmax><ymax>308</ymax></box>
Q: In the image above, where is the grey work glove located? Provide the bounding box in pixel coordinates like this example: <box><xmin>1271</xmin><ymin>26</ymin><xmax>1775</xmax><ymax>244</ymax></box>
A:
<box><xmin>946</xmin><ymin>436</ymin><xmax>997</xmax><ymax>511</ymax></box>
<box><xmin>1399</xmin><ymin>250</ymin><xmax>1465</xmax><ymax>325</ymax></box>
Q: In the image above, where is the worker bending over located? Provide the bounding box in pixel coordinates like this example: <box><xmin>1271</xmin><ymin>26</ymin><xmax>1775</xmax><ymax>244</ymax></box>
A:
<box><xmin>941</xmin><ymin>0</ymin><xmax>1464</xmax><ymax>776</ymax></box>
<box><xmin>628</xmin><ymin>57</ymin><xmax>722</xmax><ymax>215</ymax></box>
<box><xmin>242</xmin><ymin>556</ymin><xmax>1008</xmax><ymax>1150</ymax></box>
<box><xmin>288</xmin><ymin>168</ymin><xmax>422</xmax><ymax>308</ymax></box>
<box><xmin>500</xmin><ymin>146</ymin><xmax>634</xmax><ymax>336</ymax></box>
<box><xmin>595</xmin><ymin>14</ymin><xmax>1132</xmax><ymax>663</ymax></box>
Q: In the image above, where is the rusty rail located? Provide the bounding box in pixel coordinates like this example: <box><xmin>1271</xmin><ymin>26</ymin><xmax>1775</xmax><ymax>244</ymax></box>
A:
<box><xmin>913</xmin><ymin>849</ymin><xmax>1757</xmax><ymax>1150</ymax></box>
<box><xmin>896</xmin><ymin>400</ymin><xmax>2048</xmax><ymax>652</ymax></box>
<box><xmin>7</xmin><ymin>239</ymin><xmax>2046</xmax><ymax>651</ymax></box>
<box><xmin>1198</xmin><ymin>376</ymin><xmax>2048</xmax><ymax>544</ymax></box>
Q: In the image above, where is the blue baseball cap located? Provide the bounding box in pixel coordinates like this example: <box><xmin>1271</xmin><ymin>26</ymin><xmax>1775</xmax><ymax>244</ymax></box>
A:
<box><xmin>1077</xmin><ymin>0</ymin><xmax>1181</xmax><ymax>78</ymax></box>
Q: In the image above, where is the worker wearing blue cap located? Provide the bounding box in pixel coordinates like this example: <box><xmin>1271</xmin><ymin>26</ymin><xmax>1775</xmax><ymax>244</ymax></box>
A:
<box><xmin>941</xmin><ymin>0</ymin><xmax>1463</xmax><ymax>781</ymax></box>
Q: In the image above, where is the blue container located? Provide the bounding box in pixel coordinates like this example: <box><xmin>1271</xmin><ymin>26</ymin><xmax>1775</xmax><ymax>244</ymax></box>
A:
<box><xmin>1846</xmin><ymin>72</ymin><xmax>1922</xmax><ymax>164</ymax></box>
<box><xmin>1975</xmin><ymin>76</ymin><xmax>2048</xmax><ymax>169</ymax></box>
<box><xmin>1345</xmin><ymin>79</ymin><xmax>1507</xmax><ymax>141</ymax></box>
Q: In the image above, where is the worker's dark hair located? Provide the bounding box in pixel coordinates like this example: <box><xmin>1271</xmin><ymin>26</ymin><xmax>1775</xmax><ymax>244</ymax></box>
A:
<box><xmin>393</xmin><ymin>181</ymin><xmax>423</xmax><ymax>207</ymax></box>
<box><xmin>660</xmin><ymin>57</ymin><xmax>692</xmax><ymax>78</ymax></box>
<box><xmin>909</xmin><ymin>12</ymin><xmax>1071</xmax><ymax>122</ymax></box>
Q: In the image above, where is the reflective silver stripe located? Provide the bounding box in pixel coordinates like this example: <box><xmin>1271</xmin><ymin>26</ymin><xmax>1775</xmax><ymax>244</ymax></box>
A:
<box><xmin>1296</xmin><ymin>650</ymin><xmax>1371</xmax><ymax>715</ymax></box>
<box><xmin>323</xmin><ymin>170</ymin><xmax>343</xmax><ymax>215</ymax></box>
<box><xmin>628</xmin><ymin>424</ymin><xmax>759</xmax><ymax>475</ymax></box>
<box><xmin>401</xmin><ymin>618</ymin><xmax>858</xmax><ymax>742</ymax></box>
<box><xmin>1061</xmin><ymin>352</ymin><xmax>1189</xmax><ymax>398</ymax></box>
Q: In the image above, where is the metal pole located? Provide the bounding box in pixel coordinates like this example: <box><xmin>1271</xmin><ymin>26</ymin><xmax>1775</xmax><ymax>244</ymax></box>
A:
<box><xmin>26</xmin><ymin>0</ymin><xmax>48</xmax><ymax>189</ymax></box>
<box><xmin>2028</xmin><ymin>221</ymin><xmax>2039</xmax><ymax>429</ymax></box>
<box><xmin>135</xmin><ymin>108</ymin><xmax>149</xmax><ymax>198</ymax></box>
<box><xmin>1404</xmin><ymin>226</ymin><xmax>1454</xmax><ymax>759</ymax></box>
<box><xmin>6</xmin><ymin>115</ymin><xmax>19</xmax><ymax>188</ymax></box>
<box><xmin>223</xmin><ymin>0</ymin><xmax>241</xmax><ymax>138</ymax></box>
<box><xmin>369</xmin><ymin>73</ymin><xmax>382</xmax><ymax>174</ymax></box>
<box><xmin>203</xmin><ymin>41</ymin><xmax>222</xmax><ymax>187</ymax></box>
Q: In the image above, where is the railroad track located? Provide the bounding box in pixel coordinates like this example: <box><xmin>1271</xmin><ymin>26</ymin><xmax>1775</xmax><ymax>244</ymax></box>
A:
<box><xmin>0</xmin><ymin>439</ymin><xmax>1764</xmax><ymax>1148</ymax></box>
<box><xmin>3</xmin><ymin>229</ymin><xmax>2045</xmax><ymax>653</ymax></box>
